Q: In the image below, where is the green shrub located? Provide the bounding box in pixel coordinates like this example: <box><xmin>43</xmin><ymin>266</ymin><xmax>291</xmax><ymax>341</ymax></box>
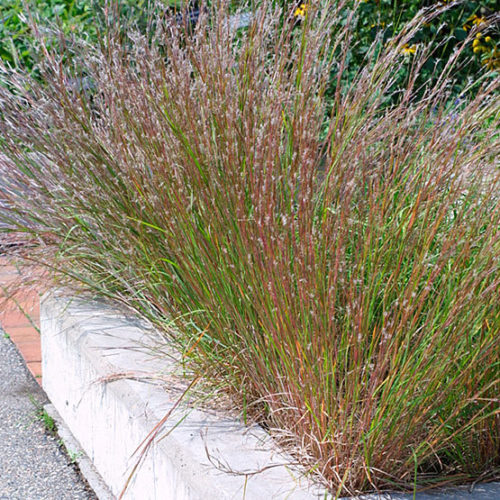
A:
<box><xmin>1</xmin><ymin>1</ymin><xmax>93</xmax><ymax>69</ymax></box>
<box><xmin>0</xmin><ymin>0</ymin><xmax>152</xmax><ymax>71</ymax></box>
<box><xmin>0</xmin><ymin>1</ymin><xmax>498</xmax><ymax>496</ymax></box>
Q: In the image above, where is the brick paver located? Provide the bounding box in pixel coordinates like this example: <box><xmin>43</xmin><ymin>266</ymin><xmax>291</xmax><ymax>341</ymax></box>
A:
<box><xmin>0</xmin><ymin>256</ymin><xmax>42</xmax><ymax>384</ymax></box>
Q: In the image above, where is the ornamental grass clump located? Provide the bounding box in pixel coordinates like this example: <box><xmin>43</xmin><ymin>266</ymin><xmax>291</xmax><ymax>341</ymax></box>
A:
<box><xmin>0</xmin><ymin>1</ymin><xmax>499</xmax><ymax>496</ymax></box>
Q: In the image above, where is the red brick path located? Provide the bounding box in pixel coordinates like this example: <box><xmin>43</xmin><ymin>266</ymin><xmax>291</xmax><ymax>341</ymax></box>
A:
<box><xmin>0</xmin><ymin>257</ymin><xmax>42</xmax><ymax>384</ymax></box>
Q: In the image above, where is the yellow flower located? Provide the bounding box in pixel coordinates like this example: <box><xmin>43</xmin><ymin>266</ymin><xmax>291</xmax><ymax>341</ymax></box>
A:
<box><xmin>294</xmin><ymin>3</ymin><xmax>308</xmax><ymax>20</ymax></box>
<box><xmin>484</xmin><ymin>36</ymin><xmax>492</xmax><ymax>43</ymax></box>
<box><xmin>473</xmin><ymin>38</ymin><xmax>481</xmax><ymax>47</ymax></box>
<box><xmin>464</xmin><ymin>14</ymin><xmax>486</xmax><ymax>32</ymax></box>
<box><xmin>473</xmin><ymin>46</ymin><xmax>484</xmax><ymax>54</ymax></box>
<box><xmin>401</xmin><ymin>43</ymin><xmax>417</xmax><ymax>55</ymax></box>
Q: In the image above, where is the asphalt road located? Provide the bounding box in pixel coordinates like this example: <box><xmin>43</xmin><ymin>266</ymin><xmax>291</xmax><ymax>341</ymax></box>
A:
<box><xmin>0</xmin><ymin>331</ymin><xmax>96</xmax><ymax>500</ymax></box>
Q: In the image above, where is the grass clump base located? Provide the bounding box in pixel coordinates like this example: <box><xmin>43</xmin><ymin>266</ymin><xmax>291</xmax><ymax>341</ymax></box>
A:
<box><xmin>0</xmin><ymin>1</ymin><xmax>499</xmax><ymax>496</ymax></box>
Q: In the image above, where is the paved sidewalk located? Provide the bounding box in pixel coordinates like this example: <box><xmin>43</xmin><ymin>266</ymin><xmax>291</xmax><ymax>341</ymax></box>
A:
<box><xmin>0</xmin><ymin>256</ymin><xmax>96</xmax><ymax>499</ymax></box>
<box><xmin>0</xmin><ymin>332</ymin><xmax>96</xmax><ymax>499</ymax></box>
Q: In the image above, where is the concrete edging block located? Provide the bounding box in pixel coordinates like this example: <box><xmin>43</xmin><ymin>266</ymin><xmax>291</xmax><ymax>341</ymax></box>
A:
<box><xmin>40</xmin><ymin>293</ymin><xmax>327</xmax><ymax>500</ymax></box>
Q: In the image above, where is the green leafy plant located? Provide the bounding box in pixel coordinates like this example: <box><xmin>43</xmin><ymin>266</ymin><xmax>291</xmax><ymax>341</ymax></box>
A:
<box><xmin>40</xmin><ymin>410</ymin><xmax>56</xmax><ymax>434</ymax></box>
<box><xmin>30</xmin><ymin>397</ymin><xmax>57</xmax><ymax>434</ymax></box>
<box><xmin>0</xmin><ymin>1</ymin><xmax>94</xmax><ymax>70</ymax></box>
<box><xmin>0</xmin><ymin>0</ymin><xmax>151</xmax><ymax>71</ymax></box>
<box><xmin>0</xmin><ymin>1</ymin><xmax>498</xmax><ymax>496</ymax></box>
<box><xmin>57</xmin><ymin>440</ymin><xmax>83</xmax><ymax>464</ymax></box>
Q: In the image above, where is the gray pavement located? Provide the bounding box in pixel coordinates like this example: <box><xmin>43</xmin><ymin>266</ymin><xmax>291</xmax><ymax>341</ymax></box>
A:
<box><xmin>0</xmin><ymin>331</ymin><xmax>97</xmax><ymax>500</ymax></box>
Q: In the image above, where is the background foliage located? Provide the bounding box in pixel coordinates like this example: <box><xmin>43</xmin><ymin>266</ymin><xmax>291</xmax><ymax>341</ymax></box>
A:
<box><xmin>0</xmin><ymin>0</ymin><xmax>151</xmax><ymax>70</ymax></box>
<box><xmin>1</xmin><ymin>1</ymin><xmax>498</xmax><ymax>79</ymax></box>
